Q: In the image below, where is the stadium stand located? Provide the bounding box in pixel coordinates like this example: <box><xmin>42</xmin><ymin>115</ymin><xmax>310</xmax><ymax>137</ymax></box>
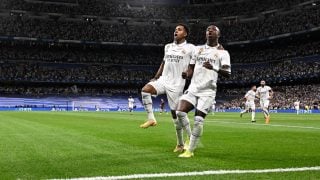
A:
<box><xmin>0</xmin><ymin>0</ymin><xmax>315</xmax><ymax>19</ymax></box>
<box><xmin>0</xmin><ymin>96</ymin><xmax>144</xmax><ymax>111</ymax></box>
<box><xmin>0</xmin><ymin>0</ymin><xmax>319</xmax><ymax>111</ymax></box>
<box><xmin>0</xmin><ymin>4</ymin><xmax>318</xmax><ymax>44</ymax></box>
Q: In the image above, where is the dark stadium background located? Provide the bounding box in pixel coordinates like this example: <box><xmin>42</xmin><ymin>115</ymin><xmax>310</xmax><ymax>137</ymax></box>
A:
<box><xmin>1</xmin><ymin>1</ymin><xmax>320</xmax><ymax>179</ymax></box>
<box><xmin>0</xmin><ymin>0</ymin><xmax>319</xmax><ymax>111</ymax></box>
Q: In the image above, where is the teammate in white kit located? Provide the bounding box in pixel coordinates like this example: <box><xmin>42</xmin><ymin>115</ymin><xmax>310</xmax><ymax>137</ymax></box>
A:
<box><xmin>240</xmin><ymin>85</ymin><xmax>257</xmax><ymax>122</ymax></box>
<box><xmin>128</xmin><ymin>96</ymin><xmax>135</xmax><ymax>114</ymax></box>
<box><xmin>211</xmin><ymin>101</ymin><xmax>216</xmax><ymax>115</ymax></box>
<box><xmin>140</xmin><ymin>24</ymin><xmax>195</xmax><ymax>152</ymax></box>
<box><xmin>294</xmin><ymin>100</ymin><xmax>300</xmax><ymax>115</ymax></box>
<box><xmin>177</xmin><ymin>25</ymin><xmax>231</xmax><ymax>158</ymax></box>
<box><xmin>256</xmin><ymin>80</ymin><xmax>273</xmax><ymax>124</ymax></box>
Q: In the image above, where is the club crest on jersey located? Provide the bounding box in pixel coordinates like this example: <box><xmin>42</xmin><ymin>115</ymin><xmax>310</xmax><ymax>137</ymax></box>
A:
<box><xmin>213</xmin><ymin>53</ymin><xmax>219</xmax><ymax>59</ymax></box>
<box><xmin>198</xmin><ymin>48</ymin><xmax>204</xmax><ymax>55</ymax></box>
<box><xmin>182</xmin><ymin>49</ymin><xmax>186</xmax><ymax>54</ymax></box>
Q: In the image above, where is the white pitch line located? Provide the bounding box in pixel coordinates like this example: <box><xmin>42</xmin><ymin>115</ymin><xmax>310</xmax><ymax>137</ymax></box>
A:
<box><xmin>53</xmin><ymin>166</ymin><xmax>320</xmax><ymax>180</ymax></box>
<box><xmin>207</xmin><ymin>120</ymin><xmax>320</xmax><ymax>130</ymax></box>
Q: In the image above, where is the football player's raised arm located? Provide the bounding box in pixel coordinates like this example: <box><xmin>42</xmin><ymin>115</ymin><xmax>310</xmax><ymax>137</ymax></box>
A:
<box><xmin>151</xmin><ymin>45</ymin><xmax>168</xmax><ymax>81</ymax></box>
<box><xmin>152</xmin><ymin>61</ymin><xmax>164</xmax><ymax>81</ymax></box>
<box><xmin>219</xmin><ymin>51</ymin><xmax>231</xmax><ymax>78</ymax></box>
<box><xmin>182</xmin><ymin>48</ymin><xmax>196</xmax><ymax>80</ymax></box>
<box><xmin>244</xmin><ymin>93</ymin><xmax>249</xmax><ymax>101</ymax></box>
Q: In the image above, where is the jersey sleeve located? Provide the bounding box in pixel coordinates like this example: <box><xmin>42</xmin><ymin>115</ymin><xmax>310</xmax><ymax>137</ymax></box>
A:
<box><xmin>188</xmin><ymin>44</ymin><xmax>195</xmax><ymax>60</ymax></box>
<box><xmin>220</xmin><ymin>50</ymin><xmax>231</xmax><ymax>73</ymax></box>
<box><xmin>163</xmin><ymin>44</ymin><xmax>169</xmax><ymax>62</ymax></box>
<box><xmin>190</xmin><ymin>47</ymin><xmax>198</xmax><ymax>65</ymax></box>
<box><xmin>245</xmin><ymin>91</ymin><xmax>249</xmax><ymax>98</ymax></box>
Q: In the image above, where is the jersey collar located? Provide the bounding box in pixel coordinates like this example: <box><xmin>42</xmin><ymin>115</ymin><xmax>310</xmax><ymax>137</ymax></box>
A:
<box><xmin>173</xmin><ymin>40</ymin><xmax>187</xmax><ymax>47</ymax></box>
<box><xmin>205</xmin><ymin>43</ymin><xmax>220</xmax><ymax>49</ymax></box>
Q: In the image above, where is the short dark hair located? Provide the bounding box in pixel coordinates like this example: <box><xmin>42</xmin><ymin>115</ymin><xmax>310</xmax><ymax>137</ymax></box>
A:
<box><xmin>177</xmin><ymin>23</ymin><xmax>189</xmax><ymax>37</ymax></box>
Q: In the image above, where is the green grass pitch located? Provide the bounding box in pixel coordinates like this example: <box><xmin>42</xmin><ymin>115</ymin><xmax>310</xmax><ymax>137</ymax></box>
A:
<box><xmin>0</xmin><ymin>111</ymin><xmax>320</xmax><ymax>179</ymax></box>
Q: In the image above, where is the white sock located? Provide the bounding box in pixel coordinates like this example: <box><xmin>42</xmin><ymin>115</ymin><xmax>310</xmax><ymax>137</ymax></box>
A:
<box><xmin>252</xmin><ymin>111</ymin><xmax>255</xmax><ymax>121</ymax></box>
<box><xmin>189</xmin><ymin>116</ymin><xmax>204</xmax><ymax>152</ymax></box>
<box><xmin>263</xmin><ymin>108</ymin><xmax>269</xmax><ymax>117</ymax></box>
<box><xmin>172</xmin><ymin>118</ymin><xmax>183</xmax><ymax>146</ymax></box>
<box><xmin>141</xmin><ymin>92</ymin><xmax>156</xmax><ymax>121</ymax></box>
<box><xmin>177</xmin><ymin>111</ymin><xmax>192</xmax><ymax>138</ymax></box>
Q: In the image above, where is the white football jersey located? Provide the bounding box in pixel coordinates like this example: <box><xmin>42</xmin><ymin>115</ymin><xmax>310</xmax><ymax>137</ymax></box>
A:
<box><xmin>294</xmin><ymin>101</ymin><xmax>300</xmax><ymax>107</ymax></box>
<box><xmin>187</xmin><ymin>44</ymin><xmax>231</xmax><ymax>96</ymax></box>
<box><xmin>245</xmin><ymin>90</ymin><xmax>256</xmax><ymax>103</ymax></box>
<box><xmin>257</xmin><ymin>86</ymin><xmax>272</xmax><ymax>100</ymax></box>
<box><xmin>158</xmin><ymin>41</ymin><xmax>195</xmax><ymax>91</ymax></box>
<box><xmin>128</xmin><ymin>98</ymin><xmax>134</xmax><ymax>107</ymax></box>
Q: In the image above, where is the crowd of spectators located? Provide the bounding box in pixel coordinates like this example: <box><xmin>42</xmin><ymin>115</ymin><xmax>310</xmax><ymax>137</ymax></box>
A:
<box><xmin>0</xmin><ymin>58</ymin><xmax>319</xmax><ymax>85</ymax></box>
<box><xmin>0</xmin><ymin>0</ymin><xmax>318</xmax><ymax>112</ymax></box>
<box><xmin>0</xmin><ymin>44</ymin><xmax>163</xmax><ymax>65</ymax></box>
<box><xmin>221</xmin><ymin>59</ymin><xmax>320</xmax><ymax>84</ymax></box>
<box><xmin>0</xmin><ymin>62</ymin><xmax>154</xmax><ymax>83</ymax></box>
<box><xmin>1</xmin><ymin>83</ymin><xmax>319</xmax><ymax>110</ymax></box>
<box><xmin>0</xmin><ymin>36</ymin><xmax>319</xmax><ymax>86</ymax></box>
<box><xmin>0</xmin><ymin>5</ymin><xmax>318</xmax><ymax>44</ymax></box>
<box><xmin>0</xmin><ymin>86</ymin><xmax>139</xmax><ymax>97</ymax></box>
<box><xmin>0</xmin><ymin>0</ymin><xmax>311</xmax><ymax>19</ymax></box>
<box><xmin>0</xmin><ymin>40</ymin><xmax>319</xmax><ymax>65</ymax></box>
<box><xmin>230</xmin><ymin>41</ymin><xmax>320</xmax><ymax>63</ymax></box>
<box><xmin>220</xmin><ymin>84</ymin><xmax>320</xmax><ymax>110</ymax></box>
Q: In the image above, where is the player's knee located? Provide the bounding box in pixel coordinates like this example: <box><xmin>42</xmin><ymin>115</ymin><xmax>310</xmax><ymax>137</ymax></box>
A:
<box><xmin>141</xmin><ymin>86</ymin><xmax>149</xmax><ymax>93</ymax></box>
<box><xmin>141</xmin><ymin>92</ymin><xmax>152</xmax><ymax>103</ymax></box>
<box><xmin>195</xmin><ymin>109</ymin><xmax>206</xmax><ymax>118</ymax></box>
<box><xmin>194</xmin><ymin>116</ymin><xmax>204</xmax><ymax>127</ymax></box>
<box><xmin>176</xmin><ymin>111</ymin><xmax>187</xmax><ymax>118</ymax></box>
<box><xmin>177</xmin><ymin>111</ymin><xmax>190</xmax><ymax>127</ymax></box>
<box><xmin>142</xmin><ymin>84</ymin><xmax>156</xmax><ymax>94</ymax></box>
<box><xmin>141</xmin><ymin>91</ymin><xmax>150</xmax><ymax>96</ymax></box>
<box><xmin>177</xmin><ymin>100</ymin><xmax>193</xmax><ymax>113</ymax></box>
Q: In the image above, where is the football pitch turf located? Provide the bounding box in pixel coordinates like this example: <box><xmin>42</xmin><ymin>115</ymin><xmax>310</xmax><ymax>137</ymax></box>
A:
<box><xmin>0</xmin><ymin>111</ymin><xmax>320</xmax><ymax>179</ymax></box>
